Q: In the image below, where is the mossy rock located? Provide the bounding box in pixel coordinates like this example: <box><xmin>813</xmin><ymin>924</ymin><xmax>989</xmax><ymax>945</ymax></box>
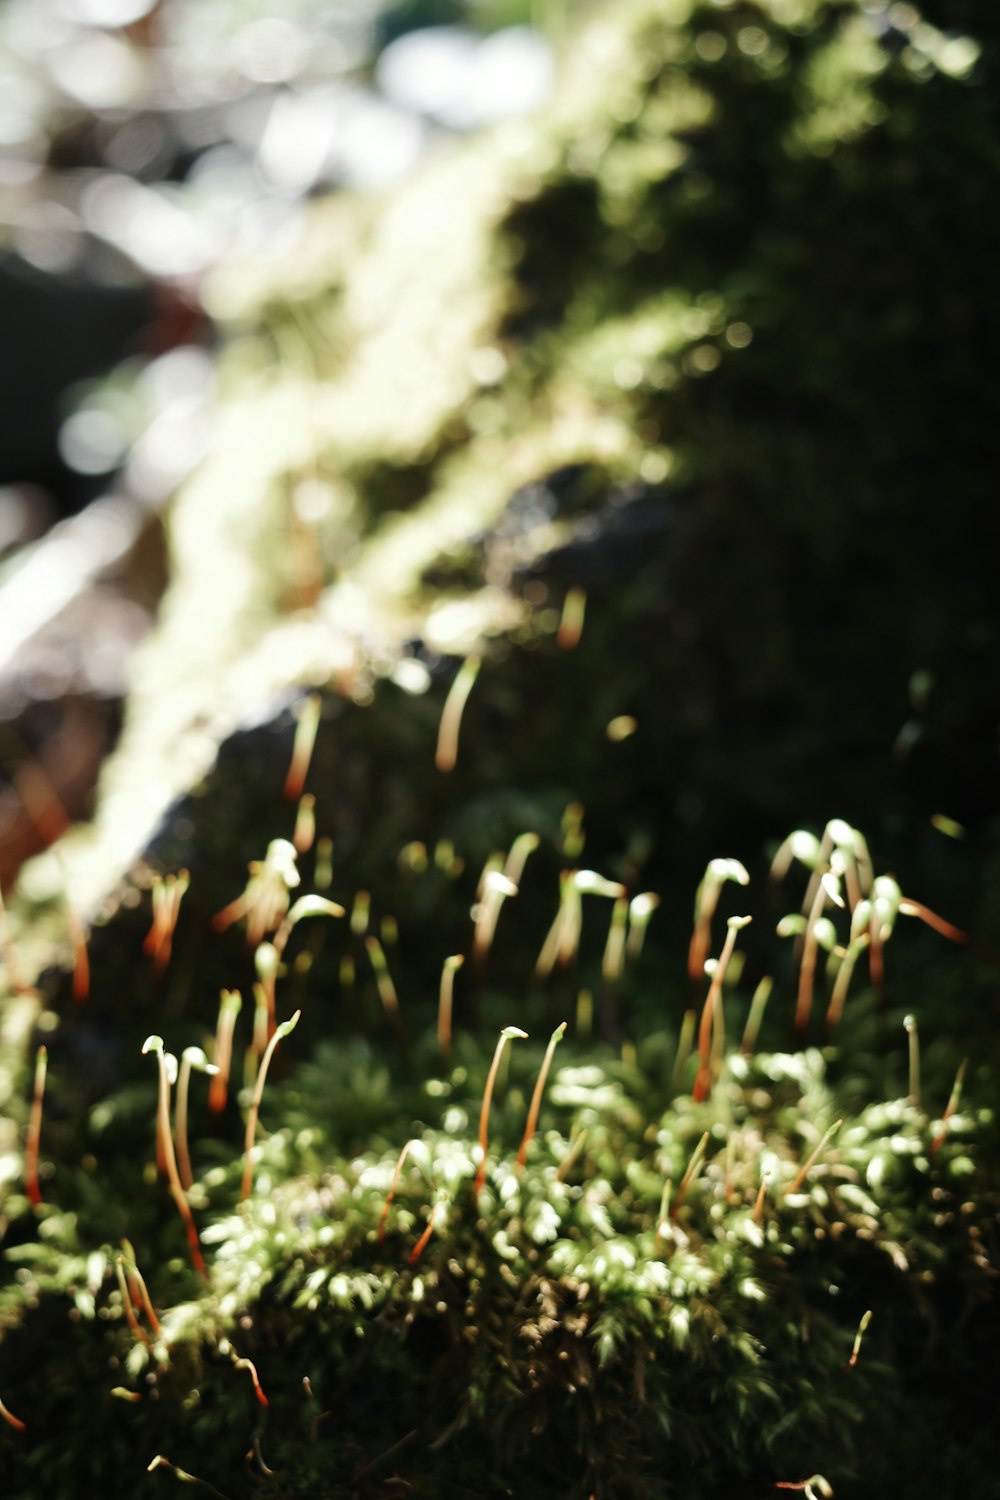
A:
<box><xmin>3</xmin><ymin>0</ymin><xmax>1000</xmax><ymax>1495</ymax></box>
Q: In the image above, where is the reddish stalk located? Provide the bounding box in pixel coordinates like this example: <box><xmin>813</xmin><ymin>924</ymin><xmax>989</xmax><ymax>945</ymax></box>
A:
<box><xmin>472</xmin><ymin>863</ymin><xmax>519</xmax><ymax>967</ymax></box>
<box><xmin>147</xmin><ymin>1455</ymin><xmax>233</xmax><ymax>1499</ymax></box>
<box><xmin>688</xmin><ymin>858</ymin><xmax>749</xmax><ymax>985</ymax></box>
<box><xmin>285</xmin><ymin>693</ymin><xmax>322</xmax><ymax>802</ymax></box>
<box><xmin>751</xmin><ymin>1171</ymin><xmax>769</xmax><ymax>1225</ymax></box>
<box><xmin>557</xmin><ymin>586</ymin><xmax>587</xmax><ymax>650</ymax></box>
<box><xmin>0</xmin><ymin>1392</ymin><xmax>26</xmax><ymax>1432</ymax></box>
<box><xmin>475</xmin><ymin>1027</ymin><xmax>528</xmax><ymax>1194</ymax></box>
<box><xmin>127</xmin><ymin>1258</ymin><xmax>163</xmax><ymax>1342</ymax></box>
<box><xmin>517</xmin><ymin>1023</ymin><xmax>567</xmax><ymax>1170</ymax></box>
<box><xmin>142</xmin><ymin>1038</ymin><xmax>207</xmax><ymax>1278</ymax></box>
<box><xmin>898</xmin><ymin>899</ymin><xmax>968</xmax><ymax>944</ymax></box>
<box><xmin>693</xmin><ymin>916</ymin><xmax>750</xmax><ymax>1102</ymax></box>
<box><xmin>409</xmin><ymin>1202</ymin><xmax>442</xmax><ymax>1266</ymax></box>
<box><xmin>254</xmin><ymin>944</ymin><xmax>278</xmax><ymax>1041</ymax></box>
<box><xmin>437</xmin><ymin>955</ymin><xmax>463</xmax><ymax>1069</ymax></box>
<box><xmin>293</xmin><ymin>793</ymin><xmax>316</xmax><ymax>855</ymax></box>
<box><xmin>847</xmin><ymin>1308</ymin><xmax>873</xmax><ymax>1370</ymax></box>
<box><xmin>176</xmin><ymin>1047</ymin><xmax>218</xmax><ymax>1191</ymax></box>
<box><xmin>115</xmin><ymin>1257</ymin><xmax>152</xmax><ymax>1349</ymax></box>
<box><xmin>241</xmin><ymin>1011</ymin><xmax>301</xmax><ymax>1203</ymax></box>
<box><xmin>435</xmin><ymin>655</ymin><xmax>481</xmax><ymax>773</ymax></box>
<box><xmin>795</xmin><ymin>874</ymin><xmax>841</xmax><ymax>1033</ymax></box>
<box><xmin>143</xmin><ymin>871</ymin><xmax>190</xmax><ymax>973</ymax></box>
<box><xmin>931</xmin><ymin>1058</ymin><xmax>967</xmax><ymax>1155</ymax></box>
<box><xmin>234</xmin><ymin>1357</ymin><xmax>269</xmax><ymax>1408</ymax></box>
<box><xmin>209</xmin><ymin>989</ymin><xmax>242</xmax><ymax>1114</ymax></box>
<box><xmin>65</xmin><ymin>897</ymin><xmax>90</xmax><ymax>1002</ymax></box>
<box><xmin>24</xmin><ymin>1044</ymin><xmax>47</xmax><ymax>1207</ymax></box>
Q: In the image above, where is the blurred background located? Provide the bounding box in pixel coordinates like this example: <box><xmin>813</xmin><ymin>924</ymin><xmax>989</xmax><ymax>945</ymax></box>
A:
<box><xmin>0</xmin><ymin>0</ymin><xmax>565</xmax><ymax>884</ymax></box>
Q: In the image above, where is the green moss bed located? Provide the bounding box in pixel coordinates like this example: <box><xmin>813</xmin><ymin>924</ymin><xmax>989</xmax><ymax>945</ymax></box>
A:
<box><xmin>0</xmin><ymin>681</ymin><xmax>997</xmax><ymax>1498</ymax></box>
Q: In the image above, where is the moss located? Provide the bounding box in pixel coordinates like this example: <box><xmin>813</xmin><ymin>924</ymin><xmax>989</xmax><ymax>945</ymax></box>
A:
<box><xmin>2</xmin><ymin>752</ymin><xmax>998</xmax><ymax>1495</ymax></box>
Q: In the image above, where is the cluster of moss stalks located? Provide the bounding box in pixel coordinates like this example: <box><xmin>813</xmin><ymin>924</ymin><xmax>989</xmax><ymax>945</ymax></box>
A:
<box><xmin>0</xmin><ymin>682</ymin><xmax>997</xmax><ymax>1500</ymax></box>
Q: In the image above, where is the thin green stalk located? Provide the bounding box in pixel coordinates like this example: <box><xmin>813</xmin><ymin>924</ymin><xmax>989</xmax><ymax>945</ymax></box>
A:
<box><xmin>904</xmin><ymin>1014</ymin><xmax>920</xmax><ymax>1108</ymax></box>
<box><xmin>931</xmin><ymin>1059</ymin><xmax>967</xmax><ymax>1154</ymax></box>
<box><xmin>787</xmin><ymin>1120</ymin><xmax>842</xmax><ymax>1196</ymax></box>
<box><xmin>517</xmin><ymin>1023</ymin><xmax>567</xmax><ymax>1169</ymax></box>
<box><xmin>209</xmin><ymin>989</ymin><xmax>242</xmax><ymax>1113</ymax></box>
<box><xmin>475</xmin><ymin>1027</ymin><xmax>528</xmax><ymax>1194</ymax></box>
<box><xmin>741</xmin><ymin>977</ymin><xmax>773</xmax><ymax>1056</ymax></box>
<box><xmin>285</xmin><ymin>693</ymin><xmax>321</xmax><ymax>801</ymax></box>
<box><xmin>670</xmin><ymin>1131</ymin><xmax>709</xmax><ymax>1218</ymax></box>
<box><xmin>24</xmin><ymin>1044</ymin><xmax>47</xmax><ymax>1207</ymax></box>
<box><xmin>435</xmin><ymin>655</ymin><xmax>481</xmax><ymax>773</ymax></box>
<box><xmin>377</xmin><ymin>1139</ymin><xmax>418</xmax><ymax>1243</ymax></box>
<box><xmin>142</xmin><ymin>1038</ymin><xmax>206</xmax><ymax>1278</ymax></box>
<box><xmin>176</xmin><ymin>1047</ymin><xmax>218</xmax><ymax>1191</ymax></box>
<box><xmin>693</xmin><ymin>916</ymin><xmax>750</xmax><ymax>1101</ymax></box>
<box><xmin>241</xmin><ymin>1012</ymin><xmax>301</xmax><ymax>1203</ymax></box>
<box><xmin>437</xmin><ymin>955</ymin><xmax>464</xmax><ymax>1068</ymax></box>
